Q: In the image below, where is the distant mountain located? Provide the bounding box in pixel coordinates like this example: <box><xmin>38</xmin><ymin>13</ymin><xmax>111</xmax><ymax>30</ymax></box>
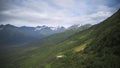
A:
<box><xmin>68</xmin><ymin>24</ymin><xmax>92</xmax><ymax>31</ymax></box>
<box><xmin>35</xmin><ymin>25</ymin><xmax>66</xmax><ymax>36</ymax></box>
<box><xmin>0</xmin><ymin>24</ymin><xmax>66</xmax><ymax>46</ymax></box>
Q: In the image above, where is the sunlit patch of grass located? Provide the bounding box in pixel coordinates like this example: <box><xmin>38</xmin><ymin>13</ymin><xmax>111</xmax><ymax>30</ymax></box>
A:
<box><xmin>74</xmin><ymin>43</ymin><xmax>87</xmax><ymax>52</ymax></box>
<box><xmin>74</xmin><ymin>39</ymin><xmax>92</xmax><ymax>52</ymax></box>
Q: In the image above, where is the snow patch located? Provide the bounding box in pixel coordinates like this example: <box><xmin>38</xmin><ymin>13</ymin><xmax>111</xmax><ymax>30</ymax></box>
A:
<box><xmin>50</xmin><ymin>27</ymin><xmax>58</xmax><ymax>30</ymax></box>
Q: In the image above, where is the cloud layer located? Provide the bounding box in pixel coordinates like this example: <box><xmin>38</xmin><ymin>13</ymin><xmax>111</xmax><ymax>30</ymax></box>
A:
<box><xmin>0</xmin><ymin>0</ymin><xmax>120</xmax><ymax>27</ymax></box>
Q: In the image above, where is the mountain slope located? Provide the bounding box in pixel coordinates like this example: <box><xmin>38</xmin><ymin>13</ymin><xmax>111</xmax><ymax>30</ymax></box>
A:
<box><xmin>50</xmin><ymin>9</ymin><xmax>120</xmax><ymax>68</ymax></box>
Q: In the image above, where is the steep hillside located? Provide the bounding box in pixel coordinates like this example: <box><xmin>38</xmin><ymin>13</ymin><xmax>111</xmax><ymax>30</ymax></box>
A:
<box><xmin>50</xmin><ymin>9</ymin><xmax>120</xmax><ymax>68</ymax></box>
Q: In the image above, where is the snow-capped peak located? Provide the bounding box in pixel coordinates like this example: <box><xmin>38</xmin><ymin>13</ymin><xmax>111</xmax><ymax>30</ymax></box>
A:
<box><xmin>34</xmin><ymin>25</ymin><xmax>48</xmax><ymax>31</ymax></box>
<box><xmin>50</xmin><ymin>27</ymin><xmax>58</xmax><ymax>30</ymax></box>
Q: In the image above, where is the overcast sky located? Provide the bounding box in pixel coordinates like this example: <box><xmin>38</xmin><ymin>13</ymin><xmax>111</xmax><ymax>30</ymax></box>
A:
<box><xmin>0</xmin><ymin>0</ymin><xmax>120</xmax><ymax>27</ymax></box>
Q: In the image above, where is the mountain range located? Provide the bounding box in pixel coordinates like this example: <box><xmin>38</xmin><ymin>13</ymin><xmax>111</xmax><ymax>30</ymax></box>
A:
<box><xmin>0</xmin><ymin>24</ymin><xmax>66</xmax><ymax>45</ymax></box>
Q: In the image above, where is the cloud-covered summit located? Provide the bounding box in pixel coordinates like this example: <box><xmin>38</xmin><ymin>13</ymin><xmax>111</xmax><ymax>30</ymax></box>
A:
<box><xmin>0</xmin><ymin>0</ymin><xmax>120</xmax><ymax>27</ymax></box>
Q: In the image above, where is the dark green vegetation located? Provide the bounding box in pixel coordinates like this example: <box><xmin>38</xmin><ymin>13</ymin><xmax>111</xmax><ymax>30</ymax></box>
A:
<box><xmin>0</xmin><ymin>9</ymin><xmax>120</xmax><ymax>68</ymax></box>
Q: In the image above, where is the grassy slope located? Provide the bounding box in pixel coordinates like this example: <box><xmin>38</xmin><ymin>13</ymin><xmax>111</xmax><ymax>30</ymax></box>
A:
<box><xmin>0</xmin><ymin>9</ymin><xmax>120</xmax><ymax>68</ymax></box>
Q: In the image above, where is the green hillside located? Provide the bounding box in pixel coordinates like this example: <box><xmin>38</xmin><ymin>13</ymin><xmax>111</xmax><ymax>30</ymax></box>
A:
<box><xmin>50</xmin><ymin>9</ymin><xmax>120</xmax><ymax>68</ymax></box>
<box><xmin>0</xmin><ymin>9</ymin><xmax>120</xmax><ymax>68</ymax></box>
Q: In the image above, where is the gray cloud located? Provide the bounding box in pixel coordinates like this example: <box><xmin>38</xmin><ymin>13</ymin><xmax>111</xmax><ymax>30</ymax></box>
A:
<box><xmin>0</xmin><ymin>0</ymin><xmax>120</xmax><ymax>27</ymax></box>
